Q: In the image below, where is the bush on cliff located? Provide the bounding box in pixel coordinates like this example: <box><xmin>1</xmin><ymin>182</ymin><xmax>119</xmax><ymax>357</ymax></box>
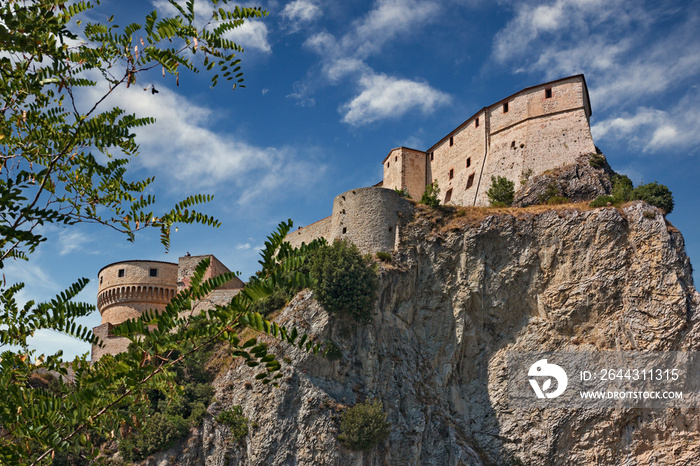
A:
<box><xmin>487</xmin><ymin>175</ymin><xmax>515</xmax><ymax>207</ymax></box>
<box><xmin>338</xmin><ymin>399</ymin><xmax>391</xmax><ymax>451</ymax></box>
<box><xmin>420</xmin><ymin>180</ymin><xmax>441</xmax><ymax>207</ymax></box>
<box><xmin>634</xmin><ymin>181</ymin><xmax>674</xmax><ymax>213</ymax></box>
<box><xmin>308</xmin><ymin>240</ymin><xmax>378</xmax><ymax>324</ymax></box>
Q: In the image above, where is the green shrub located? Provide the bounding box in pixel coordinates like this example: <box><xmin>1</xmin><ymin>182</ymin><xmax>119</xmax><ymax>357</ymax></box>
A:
<box><xmin>590</xmin><ymin>195</ymin><xmax>614</xmax><ymax>208</ymax></box>
<box><xmin>376</xmin><ymin>251</ymin><xmax>392</xmax><ymax>262</ymax></box>
<box><xmin>633</xmin><ymin>181</ymin><xmax>674</xmax><ymax>213</ymax></box>
<box><xmin>589</xmin><ymin>153</ymin><xmax>605</xmax><ymax>168</ymax></box>
<box><xmin>248</xmin><ymin>287</ymin><xmax>291</xmax><ymax>317</ymax></box>
<box><xmin>394</xmin><ymin>187</ymin><xmax>411</xmax><ymax>198</ymax></box>
<box><xmin>323</xmin><ymin>339</ymin><xmax>343</xmax><ymax>360</ymax></box>
<box><xmin>420</xmin><ymin>180</ymin><xmax>440</xmax><ymax>208</ymax></box>
<box><xmin>119</xmin><ymin>412</ymin><xmax>189</xmax><ymax>461</ymax></box>
<box><xmin>486</xmin><ymin>175</ymin><xmax>514</xmax><ymax>207</ymax></box>
<box><xmin>537</xmin><ymin>182</ymin><xmax>568</xmax><ymax>205</ymax></box>
<box><xmin>216</xmin><ymin>405</ymin><xmax>249</xmax><ymax>442</ymax></box>
<box><xmin>338</xmin><ymin>399</ymin><xmax>390</xmax><ymax>451</ymax></box>
<box><xmin>611</xmin><ymin>174</ymin><xmax>634</xmax><ymax>203</ymax></box>
<box><xmin>546</xmin><ymin>196</ymin><xmax>569</xmax><ymax>205</ymax></box>
<box><xmin>309</xmin><ymin>240</ymin><xmax>379</xmax><ymax>324</ymax></box>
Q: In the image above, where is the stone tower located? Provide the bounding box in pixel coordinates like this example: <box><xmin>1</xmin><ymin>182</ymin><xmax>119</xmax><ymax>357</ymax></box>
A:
<box><xmin>92</xmin><ymin>260</ymin><xmax>178</xmax><ymax>360</ymax></box>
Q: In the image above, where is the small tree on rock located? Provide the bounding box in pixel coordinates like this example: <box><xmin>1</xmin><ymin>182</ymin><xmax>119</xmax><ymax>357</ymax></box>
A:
<box><xmin>486</xmin><ymin>176</ymin><xmax>515</xmax><ymax>207</ymax></box>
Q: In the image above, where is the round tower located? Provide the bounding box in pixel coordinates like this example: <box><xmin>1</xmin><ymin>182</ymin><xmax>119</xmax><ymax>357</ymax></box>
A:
<box><xmin>96</xmin><ymin>260</ymin><xmax>178</xmax><ymax>326</ymax></box>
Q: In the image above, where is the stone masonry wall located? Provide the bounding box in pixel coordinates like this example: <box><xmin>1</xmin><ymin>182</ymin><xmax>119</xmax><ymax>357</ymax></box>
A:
<box><xmin>285</xmin><ymin>216</ymin><xmax>332</xmax><ymax>250</ymax></box>
<box><xmin>427</xmin><ymin>109</ymin><xmax>487</xmax><ymax>207</ymax></box>
<box><xmin>177</xmin><ymin>255</ymin><xmax>244</xmax><ymax>291</ymax></box>
<box><xmin>330</xmin><ymin>187</ymin><xmax>413</xmax><ymax>255</ymax></box>
<box><xmin>382</xmin><ymin>147</ymin><xmax>427</xmax><ymax>200</ymax></box>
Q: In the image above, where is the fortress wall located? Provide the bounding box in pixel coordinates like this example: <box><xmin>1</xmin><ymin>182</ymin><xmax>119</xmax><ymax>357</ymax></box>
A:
<box><xmin>286</xmin><ymin>216</ymin><xmax>332</xmax><ymax>249</ymax></box>
<box><xmin>330</xmin><ymin>187</ymin><xmax>413</xmax><ymax>255</ymax></box>
<box><xmin>178</xmin><ymin>255</ymin><xmax>244</xmax><ymax>291</ymax></box>
<box><xmin>91</xmin><ymin>323</ymin><xmax>132</xmax><ymax>361</ymax></box>
<box><xmin>476</xmin><ymin>110</ymin><xmax>596</xmax><ymax>206</ymax></box>
<box><xmin>97</xmin><ymin>261</ymin><xmax>178</xmax><ymax>326</ymax></box>
<box><xmin>487</xmin><ymin>77</ymin><xmax>588</xmax><ymax>134</ymax></box>
<box><xmin>382</xmin><ymin>148</ymin><xmax>427</xmax><ymax>200</ymax></box>
<box><xmin>427</xmin><ymin>110</ymin><xmax>487</xmax><ymax>206</ymax></box>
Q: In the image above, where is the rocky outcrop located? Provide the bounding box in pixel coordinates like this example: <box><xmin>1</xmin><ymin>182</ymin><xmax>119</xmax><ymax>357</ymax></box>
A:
<box><xmin>146</xmin><ymin>201</ymin><xmax>700</xmax><ymax>465</ymax></box>
<box><xmin>513</xmin><ymin>154</ymin><xmax>615</xmax><ymax>207</ymax></box>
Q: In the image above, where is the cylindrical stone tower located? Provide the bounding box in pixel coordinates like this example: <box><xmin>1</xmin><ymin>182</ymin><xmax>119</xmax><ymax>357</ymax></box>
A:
<box><xmin>96</xmin><ymin>260</ymin><xmax>178</xmax><ymax>325</ymax></box>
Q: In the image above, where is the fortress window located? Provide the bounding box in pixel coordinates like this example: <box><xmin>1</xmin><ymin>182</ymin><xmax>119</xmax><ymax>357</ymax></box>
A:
<box><xmin>503</xmin><ymin>102</ymin><xmax>509</xmax><ymax>113</ymax></box>
<box><xmin>545</xmin><ymin>87</ymin><xmax>552</xmax><ymax>98</ymax></box>
<box><xmin>467</xmin><ymin>157</ymin><xmax>471</xmax><ymax>168</ymax></box>
<box><xmin>449</xmin><ymin>168</ymin><xmax>454</xmax><ymax>180</ymax></box>
<box><xmin>99</xmin><ymin>276</ymin><xmax>103</xmax><ymax>284</ymax></box>
<box><xmin>444</xmin><ymin>189</ymin><xmax>452</xmax><ymax>203</ymax></box>
<box><xmin>387</xmin><ymin>162</ymin><xmax>390</xmax><ymax>168</ymax></box>
<box><xmin>430</xmin><ymin>152</ymin><xmax>434</xmax><ymax>161</ymax></box>
<box><xmin>118</xmin><ymin>269</ymin><xmax>125</xmax><ymax>278</ymax></box>
<box><xmin>449</xmin><ymin>136</ymin><xmax>454</xmax><ymax>147</ymax></box>
<box><xmin>466</xmin><ymin>173</ymin><xmax>475</xmax><ymax>189</ymax></box>
<box><xmin>149</xmin><ymin>268</ymin><xmax>158</xmax><ymax>277</ymax></box>
<box><xmin>342</xmin><ymin>227</ymin><xmax>347</xmax><ymax>234</ymax></box>
<box><xmin>395</xmin><ymin>156</ymin><xmax>398</xmax><ymax>162</ymax></box>
<box><xmin>475</xmin><ymin>117</ymin><xmax>479</xmax><ymax>128</ymax></box>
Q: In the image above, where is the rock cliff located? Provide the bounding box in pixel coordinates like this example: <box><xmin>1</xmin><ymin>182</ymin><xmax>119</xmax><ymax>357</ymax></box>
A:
<box><xmin>145</xmin><ymin>200</ymin><xmax>700</xmax><ymax>465</ymax></box>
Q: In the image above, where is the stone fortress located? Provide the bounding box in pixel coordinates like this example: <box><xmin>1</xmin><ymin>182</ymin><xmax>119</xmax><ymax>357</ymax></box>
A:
<box><xmin>286</xmin><ymin>74</ymin><xmax>596</xmax><ymax>253</ymax></box>
<box><xmin>94</xmin><ymin>74</ymin><xmax>597</xmax><ymax>359</ymax></box>
<box><xmin>92</xmin><ymin>255</ymin><xmax>243</xmax><ymax>360</ymax></box>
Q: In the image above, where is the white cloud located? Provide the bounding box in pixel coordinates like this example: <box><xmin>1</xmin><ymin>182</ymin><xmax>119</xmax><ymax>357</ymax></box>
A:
<box><xmin>58</xmin><ymin>230</ymin><xmax>92</xmax><ymax>256</ymax></box>
<box><xmin>292</xmin><ymin>0</ymin><xmax>449</xmax><ymax>123</ymax></box>
<box><xmin>224</xmin><ymin>20</ymin><xmax>271</xmax><ymax>53</ymax></box>
<box><xmin>340</xmin><ymin>73</ymin><xmax>450</xmax><ymax>126</ymax></box>
<box><xmin>151</xmin><ymin>0</ymin><xmax>271</xmax><ymax>53</ymax></box>
<box><xmin>281</xmin><ymin>0</ymin><xmax>321</xmax><ymax>28</ymax></box>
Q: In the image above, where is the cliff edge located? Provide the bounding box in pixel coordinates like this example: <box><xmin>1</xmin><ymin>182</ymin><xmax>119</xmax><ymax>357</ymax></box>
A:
<box><xmin>145</xmin><ymin>200</ymin><xmax>700</xmax><ymax>465</ymax></box>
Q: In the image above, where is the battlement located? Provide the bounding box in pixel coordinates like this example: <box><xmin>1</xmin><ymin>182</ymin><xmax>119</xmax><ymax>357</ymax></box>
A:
<box><xmin>92</xmin><ymin>255</ymin><xmax>242</xmax><ymax>361</ymax></box>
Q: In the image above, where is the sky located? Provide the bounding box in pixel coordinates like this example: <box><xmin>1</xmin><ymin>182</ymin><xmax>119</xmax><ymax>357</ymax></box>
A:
<box><xmin>8</xmin><ymin>0</ymin><xmax>700</xmax><ymax>359</ymax></box>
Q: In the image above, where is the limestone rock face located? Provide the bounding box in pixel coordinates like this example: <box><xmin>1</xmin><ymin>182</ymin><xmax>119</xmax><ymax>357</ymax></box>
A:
<box><xmin>147</xmin><ymin>201</ymin><xmax>700</xmax><ymax>465</ymax></box>
<box><xmin>513</xmin><ymin>154</ymin><xmax>614</xmax><ymax>207</ymax></box>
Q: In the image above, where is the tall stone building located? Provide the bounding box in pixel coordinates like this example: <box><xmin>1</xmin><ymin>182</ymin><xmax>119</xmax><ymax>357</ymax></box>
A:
<box><xmin>92</xmin><ymin>255</ymin><xmax>243</xmax><ymax>361</ymax></box>
<box><xmin>287</xmin><ymin>74</ymin><xmax>597</xmax><ymax>253</ymax></box>
<box><xmin>382</xmin><ymin>74</ymin><xmax>595</xmax><ymax>206</ymax></box>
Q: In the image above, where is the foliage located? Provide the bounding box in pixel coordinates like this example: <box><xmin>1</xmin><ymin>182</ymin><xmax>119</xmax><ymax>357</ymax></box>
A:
<box><xmin>337</xmin><ymin>399</ymin><xmax>391</xmax><ymax>451</ymax></box>
<box><xmin>393</xmin><ymin>187</ymin><xmax>411</xmax><ymax>199</ymax></box>
<box><xmin>323</xmin><ymin>339</ymin><xmax>343</xmax><ymax>360</ymax></box>
<box><xmin>216</xmin><ymin>405</ymin><xmax>249</xmax><ymax>442</ymax></box>
<box><xmin>248</xmin><ymin>287</ymin><xmax>292</xmax><ymax>317</ymax></box>
<box><xmin>308</xmin><ymin>240</ymin><xmax>379</xmax><ymax>324</ymax></box>
<box><xmin>589</xmin><ymin>153</ymin><xmax>606</xmax><ymax>169</ymax></box>
<box><xmin>634</xmin><ymin>181</ymin><xmax>674</xmax><ymax>213</ymax></box>
<box><xmin>536</xmin><ymin>182</ymin><xmax>569</xmax><ymax>205</ymax></box>
<box><xmin>590</xmin><ymin>175</ymin><xmax>673</xmax><ymax>213</ymax></box>
<box><xmin>611</xmin><ymin>174</ymin><xmax>634</xmax><ymax>203</ymax></box>
<box><xmin>376</xmin><ymin>251</ymin><xmax>392</xmax><ymax>262</ymax></box>
<box><xmin>117</xmin><ymin>345</ymin><xmax>215</xmax><ymax>460</ymax></box>
<box><xmin>420</xmin><ymin>180</ymin><xmax>441</xmax><ymax>208</ymax></box>
<box><xmin>486</xmin><ymin>176</ymin><xmax>515</xmax><ymax>207</ymax></box>
<box><xmin>589</xmin><ymin>195</ymin><xmax>615</xmax><ymax>208</ymax></box>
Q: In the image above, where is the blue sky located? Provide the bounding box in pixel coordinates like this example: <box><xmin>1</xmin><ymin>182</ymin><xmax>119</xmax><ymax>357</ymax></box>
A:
<box><xmin>10</xmin><ymin>0</ymin><xmax>700</xmax><ymax>359</ymax></box>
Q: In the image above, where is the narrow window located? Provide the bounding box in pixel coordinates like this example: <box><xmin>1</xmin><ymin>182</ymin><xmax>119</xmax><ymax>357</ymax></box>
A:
<box><xmin>118</xmin><ymin>269</ymin><xmax>125</xmax><ymax>278</ymax></box>
<box><xmin>395</xmin><ymin>156</ymin><xmax>398</xmax><ymax>162</ymax></box>
<box><xmin>475</xmin><ymin>117</ymin><xmax>479</xmax><ymax>128</ymax></box>
<box><xmin>99</xmin><ymin>276</ymin><xmax>103</xmax><ymax>284</ymax></box>
<box><xmin>430</xmin><ymin>152</ymin><xmax>434</xmax><ymax>161</ymax></box>
<box><xmin>444</xmin><ymin>189</ymin><xmax>453</xmax><ymax>203</ymax></box>
<box><xmin>467</xmin><ymin>157</ymin><xmax>471</xmax><ymax>168</ymax></box>
<box><xmin>387</xmin><ymin>162</ymin><xmax>390</xmax><ymax>168</ymax></box>
<box><xmin>342</xmin><ymin>227</ymin><xmax>347</xmax><ymax>234</ymax></box>
<box><xmin>503</xmin><ymin>102</ymin><xmax>509</xmax><ymax>113</ymax></box>
<box><xmin>449</xmin><ymin>168</ymin><xmax>454</xmax><ymax>180</ymax></box>
<box><xmin>511</xmin><ymin>141</ymin><xmax>516</xmax><ymax>149</ymax></box>
<box><xmin>149</xmin><ymin>268</ymin><xmax>158</xmax><ymax>277</ymax></box>
<box><xmin>545</xmin><ymin>87</ymin><xmax>552</xmax><ymax>99</ymax></box>
<box><xmin>466</xmin><ymin>173</ymin><xmax>475</xmax><ymax>189</ymax></box>
<box><xmin>449</xmin><ymin>136</ymin><xmax>454</xmax><ymax>147</ymax></box>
